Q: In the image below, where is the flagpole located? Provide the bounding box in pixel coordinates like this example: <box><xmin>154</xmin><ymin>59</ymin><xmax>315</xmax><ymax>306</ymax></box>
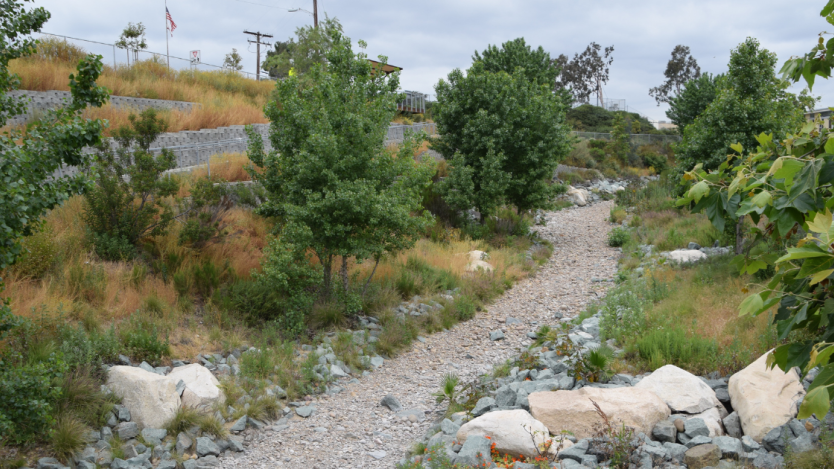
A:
<box><xmin>165</xmin><ymin>0</ymin><xmax>170</xmax><ymax>69</ymax></box>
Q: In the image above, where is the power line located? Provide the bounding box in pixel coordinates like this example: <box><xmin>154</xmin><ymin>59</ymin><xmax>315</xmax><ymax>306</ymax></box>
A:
<box><xmin>243</xmin><ymin>30</ymin><xmax>273</xmax><ymax>81</ymax></box>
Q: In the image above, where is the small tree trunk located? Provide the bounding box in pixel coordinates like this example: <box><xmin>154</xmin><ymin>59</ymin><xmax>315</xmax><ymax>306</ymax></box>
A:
<box><xmin>322</xmin><ymin>254</ymin><xmax>333</xmax><ymax>298</ymax></box>
<box><xmin>340</xmin><ymin>256</ymin><xmax>349</xmax><ymax>293</ymax></box>
<box><xmin>362</xmin><ymin>256</ymin><xmax>381</xmax><ymax>299</ymax></box>
<box><xmin>735</xmin><ymin>217</ymin><xmax>744</xmax><ymax>255</ymax></box>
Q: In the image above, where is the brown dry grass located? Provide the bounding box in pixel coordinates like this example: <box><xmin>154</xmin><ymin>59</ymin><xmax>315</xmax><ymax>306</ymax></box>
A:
<box><xmin>190</xmin><ymin>153</ymin><xmax>254</xmax><ymax>182</ymax></box>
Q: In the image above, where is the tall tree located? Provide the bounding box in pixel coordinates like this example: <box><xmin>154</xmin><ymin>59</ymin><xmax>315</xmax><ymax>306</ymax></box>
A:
<box><xmin>665</xmin><ymin>73</ymin><xmax>721</xmax><ymax>131</ymax></box>
<box><xmin>649</xmin><ymin>45</ymin><xmax>701</xmax><ymax>105</ymax></box>
<box><xmin>115</xmin><ymin>22</ymin><xmax>147</xmax><ymax>64</ymax></box>
<box><xmin>555</xmin><ymin>42</ymin><xmax>614</xmax><ymax>106</ymax></box>
<box><xmin>248</xmin><ymin>29</ymin><xmax>434</xmax><ymax>299</ymax></box>
<box><xmin>223</xmin><ymin>48</ymin><xmax>243</xmax><ymax>71</ymax></box>
<box><xmin>1</xmin><ymin>0</ymin><xmax>109</xmax><ymax>337</ymax></box>
<box><xmin>675</xmin><ymin>38</ymin><xmax>805</xmax><ymax>175</ymax></box>
<box><xmin>262</xmin><ymin>17</ymin><xmax>342</xmax><ymax>79</ymax></box>
<box><xmin>434</xmin><ymin>38</ymin><xmax>572</xmax><ymax>220</ymax></box>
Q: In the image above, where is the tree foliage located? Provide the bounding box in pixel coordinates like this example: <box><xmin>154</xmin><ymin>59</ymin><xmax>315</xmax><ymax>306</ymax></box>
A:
<box><xmin>223</xmin><ymin>48</ymin><xmax>243</xmax><ymax>71</ymax></box>
<box><xmin>674</xmin><ymin>38</ymin><xmax>805</xmax><ymax>175</ymax></box>
<box><xmin>115</xmin><ymin>22</ymin><xmax>147</xmax><ymax>63</ymax></box>
<box><xmin>555</xmin><ymin>42</ymin><xmax>614</xmax><ymax>105</ymax></box>
<box><xmin>649</xmin><ymin>45</ymin><xmax>701</xmax><ymax>105</ymax></box>
<box><xmin>248</xmin><ymin>29</ymin><xmax>434</xmax><ymax>299</ymax></box>
<box><xmin>433</xmin><ymin>38</ymin><xmax>572</xmax><ymax>220</ymax></box>
<box><xmin>1</xmin><ymin>0</ymin><xmax>108</xmax><ymax>337</ymax></box>
<box><xmin>780</xmin><ymin>0</ymin><xmax>834</xmax><ymax>90</ymax></box>
<box><xmin>263</xmin><ymin>16</ymin><xmax>343</xmax><ymax>79</ymax></box>
<box><xmin>666</xmin><ymin>73</ymin><xmax>721</xmax><ymax>132</ymax></box>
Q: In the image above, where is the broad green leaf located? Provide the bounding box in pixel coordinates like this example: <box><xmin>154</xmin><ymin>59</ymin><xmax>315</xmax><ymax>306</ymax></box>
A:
<box><xmin>798</xmin><ymin>386</ymin><xmax>830</xmax><ymax>419</ymax></box>
<box><xmin>807</xmin><ymin>209</ymin><xmax>834</xmax><ymax>244</ymax></box>
<box><xmin>773</xmin><ymin>159</ymin><xmax>804</xmax><ymax>184</ymax></box>
<box><xmin>810</xmin><ymin>344</ymin><xmax>834</xmax><ymax>370</ymax></box>
<box><xmin>766</xmin><ymin>157</ymin><xmax>783</xmax><ymax>177</ymax></box>
<box><xmin>755</xmin><ymin>132</ymin><xmax>774</xmax><ymax>148</ymax></box>
<box><xmin>751</xmin><ymin>191</ymin><xmax>772</xmax><ymax>208</ymax></box>
<box><xmin>730</xmin><ymin>143</ymin><xmax>743</xmax><ymax>154</ymax></box>
<box><xmin>744</xmin><ymin>260</ymin><xmax>768</xmax><ymax>275</ymax></box>
<box><xmin>825</xmin><ymin>137</ymin><xmax>834</xmax><ymax>155</ymax></box>
<box><xmin>776</xmin><ymin>245</ymin><xmax>831</xmax><ymax>263</ymax></box>
<box><xmin>689</xmin><ymin>181</ymin><xmax>709</xmax><ymax>203</ymax></box>
<box><xmin>810</xmin><ymin>268</ymin><xmax>834</xmax><ymax>285</ymax></box>
<box><xmin>739</xmin><ymin>293</ymin><xmax>763</xmax><ymax>316</ymax></box>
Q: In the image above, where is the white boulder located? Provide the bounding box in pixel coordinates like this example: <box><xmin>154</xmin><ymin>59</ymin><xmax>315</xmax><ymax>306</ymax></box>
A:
<box><xmin>167</xmin><ymin>363</ymin><xmax>225</xmax><ymax>411</ymax></box>
<box><xmin>634</xmin><ymin>365</ymin><xmax>718</xmax><ymax>414</ymax></box>
<box><xmin>106</xmin><ymin>366</ymin><xmax>181</xmax><ymax>429</ymax></box>
<box><xmin>566</xmin><ymin>186</ymin><xmax>588</xmax><ymax>207</ymax></box>
<box><xmin>662</xmin><ymin>249</ymin><xmax>707</xmax><ymax>264</ymax></box>
<box><xmin>465</xmin><ymin>251</ymin><xmax>494</xmax><ymax>273</ymax></box>
<box><xmin>456</xmin><ymin>409</ymin><xmax>567</xmax><ymax>458</ymax></box>
<box><xmin>728</xmin><ymin>351</ymin><xmax>805</xmax><ymax>442</ymax></box>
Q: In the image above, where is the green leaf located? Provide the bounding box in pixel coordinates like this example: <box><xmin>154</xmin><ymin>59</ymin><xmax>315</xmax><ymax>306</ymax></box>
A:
<box><xmin>798</xmin><ymin>386</ymin><xmax>830</xmax><ymax>419</ymax></box>
<box><xmin>730</xmin><ymin>143</ymin><xmax>743</xmax><ymax>154</ymax></box>
<box><xmin>776</xmin><ymin>245</ymin><xmax>831</xmax><ymax>263</ymax></box>
<box><xmin>773</xmin><ymin>158</ymin><xmax>805</xmax><ymax>184</ymax></box>
<box><xmin>810</xmin><ymin>268</ymin><xmax>834</xmax><ymax>285</ymax></box>
<box><xmin>809</xmin><ymin>363</ymin><xmax>834</xmax><ymax>393</ymax></box>
<box><xmin>825</xmin><ymin>137</ymin><xmax>834</xmax><ymax>155</ymax></box>
<box><xmin>688</xmin><ymin>181</ymin><xmax>709</xmax><ymax>203</ymax></box>
<box><xmin>744</xmin><ymin>260</ymin><xmax>768</xmax><ymax>275</ymax></box>
<box><xmin>739</xmin><ymin>293</ymin><xmax>763</xmax><ymax>316</ymax></box>
<box><xmin>751</xmin><ymin>190</ymin><xmax>772</xmax><ymax>208</ymax></box>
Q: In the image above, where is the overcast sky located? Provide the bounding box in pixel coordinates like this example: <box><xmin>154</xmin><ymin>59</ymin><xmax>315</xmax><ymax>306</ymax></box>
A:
<box><xmin>30</xmin><ymin>0</ymin><xmax>831</xmax><ymax>123</ymax></box>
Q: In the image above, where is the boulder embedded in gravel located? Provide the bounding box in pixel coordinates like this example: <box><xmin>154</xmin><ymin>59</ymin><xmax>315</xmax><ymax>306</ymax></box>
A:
<box><xmin>230</xmin><ymin>416</ymin><xmax>247</xmax><ymax>432</ymax></box>
<box><xmin>633</xmin><ymin>364</ymin><xmax>718</xmax><ymax>413</ymax></box>
<box><xmin>195</xmin><ymin>437</ymin><xmax>220</xmax><ymax>457</ymax></box>
<box><xmin>296</xmin><ymin>406</ymin><xmax>315</xmax><ymax>418</ymax></box>
<box><xmin>441</xmin><ymin>419</ymin><xmax>461</xmax><ymax>436</ymax></box>
<box><xmin>453</xmin><ymin>435</ymin><xmax>493</xmax><ymax>467</ymax></box>
<box><xmin>106</xmin><ymin>366</ymin><xmax>181</xmax><ymax>429</ymax></box>
<box><xmin>489</xmin><ymin>330</ymin><xmax>505</xmax><ymax>341</ymax></box>
<box><xmin>167</xmin><ymin>364</ymin><xmax>224</xmax><ymax>411</ymax></box>
<box><xmin>528</xmin><ymin>387</ymin><xmax>670</xmax><ymax>439</ymax></box>
<box><xmin>723</xmin><ymin>411</ymin><xmax>742</xmax><ymax>438</ymax></box>
<box><xmin>566</xmin><ymin>186</ymin><xmax>588</xmax><ymax>206</ymax></box>
<box><xmin>495</xmin><ymin>385</ymin><xmax>516</xmax><ymax>408</ymax></box>
<box><xmin>380</xmin><ymin>394</ymin><xmax>402</xmax><ymax>412</ymax></box>
<box><xmin>114</xmin><ymin>422</ymin><xmax>139</xmax><ymax>440</ymax></box>
<box><xmin>684</xmin><ymin>444</ymin><xmax>721</xmax><ymax>469</ymax></box>
<box><xmin>456</xmin><ymin>409</ymin><xmax>555</xmax><ymax>459</ymax></box>
<box><xmin>396</xmin><ymin>408</ymin><xmax>426</xmax><ymax>422</ymax></box>
<box><xmin>652</xmin><ymin>419</ymin><xmax>677</xmax><ymax>443</ymax></box>
<box><xmin>472</xmin><ymin>397</ymin><xmax>496</xmax><ymax>417</ymax></box>
<box><xmin>728</xmin><ymin>351</ymin><xmax>805</xmax><ymax>442</ymax></box>
<box><xmin>663</xmin><ymin>249</ymin><xmax>707</xmax><ymax>264</ymax></box>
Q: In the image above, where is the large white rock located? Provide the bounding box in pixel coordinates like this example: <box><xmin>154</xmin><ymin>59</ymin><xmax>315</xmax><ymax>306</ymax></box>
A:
<box><xmin>456</xmin><ymin>409</ymin><xmax>569</xmax><ymax>458</ymax></box>
<box><xmin>465</xmin><ymin>259</ymin><xmax>494</xmax><ymax>273</ymax></box>
<box><xmin>728</xmin><ymin>351</ymin><xmax>805</xmax><ymax>442</ymax></box>
<box><xmin>106</xmin><ymin>366</ymin><xmax>181</xmax><ymax>429</ymax></box>
<box><xmin>167</xmin><ymin>363</ymin><xmax>225</xmax><ymax>410</ymax></box>
<box><xmin>529</xmin><ymin>387</ymin><xmax>670</xmax><ymax>440</ymax></box>
<box><xmin>662</xmin><ymin>249</ymin><xmax>707</xmax><ymax>264</ymax></box>
<box><xmin>634</xmin><ymin>365</ymin><xmax>718</xmax><ymax>414</ymax></box>
<box><xmin>567</xmin><ymin>186</ymin><xmax>588</xmax><ymax>207</ymax></box>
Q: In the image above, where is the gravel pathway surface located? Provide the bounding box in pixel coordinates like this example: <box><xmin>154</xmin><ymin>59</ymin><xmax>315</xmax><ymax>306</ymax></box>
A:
<box><xmin>222</xmin><ymin>201</ymin><xmax>619</xmax><ymax>469</ymax></box>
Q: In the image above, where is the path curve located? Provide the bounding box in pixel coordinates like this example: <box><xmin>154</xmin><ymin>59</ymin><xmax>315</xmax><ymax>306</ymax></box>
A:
<box><xmin>222</xmin><ymin>201</ymin><xmax>619</xmax><ymax>469</ymax></box>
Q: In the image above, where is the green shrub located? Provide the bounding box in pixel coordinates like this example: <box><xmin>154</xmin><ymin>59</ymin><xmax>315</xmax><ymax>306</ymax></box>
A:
<box><xmin>12</xmin><ymin>228</ymin><xmax>57</xmax><ymax>279</ymax></box>
<box><xmin>609</xmin><ymin>207</ymin><xmax>627</xmax><ymax>224</ymax></box>
<box><xmin>53</xmin><ymin>367</ymin><xmax>117</xmax><ymax>428</ymax></box>
<box><xmin>637</xmin><ymin>327</ymin><xmax>719</xmax><ymax>372</ymax></box>
<box><xmin>219</xmin><ymin>279</ymin><xmax>306</xmax><ymax>336</ymax></box>
<box><xmin>89</xmin><ymin>232</ymin><xmax>137</xmax><ymax>261</ymax></box>
<box><xmin>58</xmin><ymin>324</ymin><xmax>120</xmax><ymax>370</ymax></box>
<box><xmin>453</xmin><ymin>295</ymin><xmax>477</xmax><ymax>321</ymax></box>
<box><xmin>192</xmin><ymin>260</ymin><xmax>222</xmax><ymax>297</ymax></box>
<box><xmin>67</xmin><ymin>264</ymin><xmax>107</xmax><ymax>304</ymax></box>
<box><xmin>641</xmin><ymin>151</ymin><xmax>668</xmax><ymax>173</ymax></box>
<box><xmin>608</xmin><ymin>227</ymin><xmax>630</xmax><ymax>247</ymax></box>
<box><xmin>0</xmin><ymin>354</ymin><xmax>67</xmax><ymax>444</ymax></box>
<box><xmin>239</xmin><ymin>349</ymin><xmax>275</xmax><ymax>379</ymax></box>
<box><xmin>120</xmin><ymin>314</ymin><xmax>170</xmax><ymax>365</ymax></box>
<box><xmin>178</xmin><ymin>177</ymin><xmax>231</xmax><ymax>248</ymax></box>
<box><xmin>50</xmin><ymin>414</ymin><xmax>88</xmax><ymax>462</ymax></box>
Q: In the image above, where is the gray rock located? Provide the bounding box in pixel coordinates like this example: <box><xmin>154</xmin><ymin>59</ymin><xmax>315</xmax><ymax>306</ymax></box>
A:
<box><xmin>640</xmin><ymin>443</ymin><xmax>668</xmax><ymax>461</ymax></box>
<box><xmin>195</xmin><ymin>437</ymin><xmax>220</xmax><ymax>457</ymax></box>
<box><xmin>140</xmin><ymin>428</ymin><xmax>166</xmax><ymax>446</ymax></box>
<box><xmin>516</xmin><ymin>388</ymin><xmax>530</xmax><ymax>410</ymax></box>
<box><xmin>535</xmin><ymin>369</ymin><xmax>554</xmax><ymax>381</ymax></box>
<box><xmin>75</xmin><ymin>446</ymin><xmax>96</xmax><ymax>463</ymax></box>
<box><xmin>110</xmin><ymin>459</ymin><xmax>129</xmax><ymax>469</ymax></box>
<box><xmin>471</xmin><ymin>397</ymin><xmax>496</xmax><ymax>417</ymax></box>
<box><xmin>157</xmin><ymin>460</ymin><xmax>177</xmax><ymax>469</ymax></box>
<box><xmin>138</xmin><ymin>361</ymin><xmax>155</xmax><ymax>373</ymax></box>
<box><xmin>118</xmin><ymin>354</ymin><xmax>131</xmax><ymax>366</ymax></box>
<box><xmin>580</xmin><ymin>454</ymin><xmax>598</xmax><ymax>467</ymax></box>
<box><xmin>36</xmin><ymin>457</ymin><xmax>64</xmax><ymax>469</ymax></box>
<box><xmin>558</xmin><ymin>438</ymin><xmax>589</xmax><ymax>462</ymax></box>
<box><xmin>663</xmin><ymin>442</ymin><xmax>688</xmax><ymax>463</ymax></box>
<box><xmin>454</xmin><ymin>435</ymin><xmax>492</xmax><ymax>466</ymax></box>
<box><xmin>248</xmin><ymin>418</ymin><xmax>265</xmax><ymax>429</ymax></box>
<box><xmin>106</xmin><ymin>412</ymin><xmax>118</xmax><ymax>427</ymax></box>
<box><xmin>380</xmin><ymin>394</ymin><xmax>402</xmax><ymax>412</ymax></box>
<box><xmin>121</xmin><ymin>444</ymin><xmax>138</xmax><ymax>459</ymax></box>
<box><xmin>684</xmin><ymin>418</ymin><xmax>710</xmax><ymax>438</ymax></box>
<box><xmin>712</xmin><ymin>436</ymin><xmax>743</xmax><ymax>459</ymax></box>
<box><xmin>176</xmin><ymin>432</ymin><xmax>193</xmax><ymax>454</ymax></box>
<box><xmin>195</xmin><ymin>455</ymin><xmax>221</xmax><ymax>467</ymax></box>
<box><xmin>685</xmin><ymin>435</ymin><xmax>712</xmax><ymax>448</ymax></box>
<box><xmin>753</xmin><ymin>452</ymin><xmax>781</xmax><ymax>469</ymax></box>
<box><xmin>741</xmin><ymin>435</ymin><xmax>761</xmax><ymax>453</ymax></box>
<box><xmin>182</xmin><ymin>460</ymin><xmax>197</xmax><ymax>469</ymax></box>
<box><xmin>230</xmin><ymin>416</ymin><xmax>247</xmax><ymax>432</ymax></box>
<box><xmin>495</xmin><ymin>385</ymin><xmax>516</xmax><ymax>408</ymax></box>
<box><xmin>114</xmin><ymin>405</ymin><xmax>131</xmax><ymax>422</ymax></box>
<box><xmin>215</xmin><ymin>438</ymin><xmax>231</xmax><ymax>453</ymax></box>
<box><xmin>368</xmin><ymin>450</ymin><xmax>387</xmax><ymax>460</ymax></box>
<box><xmin>76</xmin><ymin>461</ymin><xmax>96</xmax><ymax>469</ymax></box>
<box><xmin>101</xmin><ymin>426</ymin><xmax>113</xmax><ymax>441</ymax></box>
<box><xmin>370</xmin><ymin>356</ymin><xmax>384</xmax><ymax>368</ymax></box>
<box><xmin>227</xmin><ymin>435</ymin><xmax>245</xmax><ymax>452</ymax></box>
<box><xmin>489</xmin><ymin>330</ymin><xmax>505</xmax><ymax>341</ymax></box>
<box><xmin>115</xmin><ymin>422</ymin><xmax>139</xmax><ymax>440</ymax></box>
<box><xmin>329</xmin><ymin>364</ymin><xmax>348</xmax><ymax>378</ymax></box>
<box><xmin>295</xmin><ymin>405</ymin><xmax>315</xmax><ymax>418</ymax></box>
<box><xmin>722</xmin><ymin>411</ymin><xmax>742</xmax><ymax>438</ymax></box>
<box><xmin>440</xmin><ymin>419</ymin><xmax>460</xmax><ymax>436</ymax></box>
<box><xmin>506</xmin><ymin>317</ymin><xmax>522</xmax><ymax>325</ymax></box>
<box><xmin>395</xmin><ymin>408</ymin><xmax>426</xmax><ymax>422</ymax></box>
<box><xmin>652</xmin><ymin>419</ymin><xmax>677</xmax><ymax>443</ymax></box>
<box><xmin>762</xmin><ymin>425</ymin><xmax>791</xmax><ymax>454</ymax></box>
<box><xmin>789</xmin><ymin>433</ymin><xmax>816</xmax><ymax>454</ymax></box>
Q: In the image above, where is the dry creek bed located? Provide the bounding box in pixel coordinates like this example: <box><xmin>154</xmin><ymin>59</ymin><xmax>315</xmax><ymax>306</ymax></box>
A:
<box><xmin>221</xmin><ymin>201</ymin><xmax>619</xmax><ymax>469</ymax></box>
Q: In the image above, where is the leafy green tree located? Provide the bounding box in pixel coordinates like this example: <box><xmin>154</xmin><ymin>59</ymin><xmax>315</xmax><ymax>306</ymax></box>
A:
<box><xmin>675</xmin><ymin>38</ymin><xmax>805</xmax><ymax>175</ymax></box>
<box><xmin>247</xmin><ymin>29</ymin><xmax>434</xmax><ymax>299</ymax></box>
<box><xmin>609</xmin><ymin>114</ymin><xmax>630</xmax><ymax>163</ymax></box>
<box><xmin>1</xmin><ymin>0</ymin><xmax>109</xmax><ymax>337</ymax></box>
<box><xmin>223</xmin><ymin>48</ymin><xmax>243</xmax><ymax>71</ymax></box>
<box><xmin>82</xmin><ymin>109</ymin><xmax>178</xmax><ymax>260</ymax></box>
<box><xmin>434</xmin><ymin>38</ymin><xmax>572</xmax><ymax>221</ymax></box>
<box><xmin>649</xmin><ymin>45</ymin><xmax>701</xmax><ymax>105</ymax></box>
<box><xmin>263</xmin><ymin>17</ymin><xmax>343</xmax><ymax>79</ymax></box>
<box><xmin>555</xmin><ymin>42</ymin><xmax>614</xmax><ymax>106</ymax></box>
<box><xmin>665</xmin><ymin>73</ymin><xmax>722</xmax><ymax>131</ymax></box>
<box><xmin>115</xmin><ymin>22</ymin><xmax>147</xmax><ymax>64</ymax></box>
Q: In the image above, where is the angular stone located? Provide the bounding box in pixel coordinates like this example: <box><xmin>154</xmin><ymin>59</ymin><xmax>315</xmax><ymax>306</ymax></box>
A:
<box><xmin>685</xmin><ymin>435</ymin><xmax>712</xmax><ymax>448</ymax></box>
<box><xmin>195</xmin><ymin>437</ymin><xmax>220</xmax><ymax>457</ymax></box>
<box><xmin>140</xmin><ymin>428</ymin><xmax>167</xmax><ymax>446</ymax></box>
<box><xmin>723</xmin><ymin>411</ymin><xmax>742</xmax><ymax>438</ymax></box>
<box><xmin>380</xmin><ymin>394</ymin><xmax>402</xmax><ymax>412</ymax></box>
<box><xmin>106</xmin><ymin>366</ymin><xmax>180</xmax><ymax>429</ymax></box>
<box><xmin>634</xmin><ymin>364</ymin><xmax>719</xmax><ymax>414</ymax></box>
<box><xmin>230</xmin><ymin>416</ymin><xmax>247</xmax><ymax>432</ymax></box>
<box><xmin>495</xmin><ymin>385</ymin><xmax>516</xmax><ymax>408</ymax></box>
<box><xmin>456</xmin><ymin>409</ymin><xmax>555</xmax><ymax>459</ymax></box>
<box><xmin>471</xmin><ymin>397</ymin><xmax>496</xmax><ymax>417</ymax></box>
<box><xmin>228</xmin><ymin>435</ymin><xmax>245</xmax><ymax>452</ymax></box>
<box><xmin>712</xmin><ymin>436</ymin><xmax>743</xmax><ymax>459</ymax></box>
<box><xmin>176</xmin><ymin>433</ymin><xmax>192</xmax><ymax>454</ymax></box>
<box><xmin>728</xmin><ymin>351</ymin><xmax>805</xmax><ymax>442</ymax></box>
<box><xmin>652</xmin><ymin>419</ymin><xmax>677</xmax><ymax>443</ymax></box>
<box><xmin>684</xmin><ymin>444</ymin><xmax>721</xmax><ymax>469</ymax></box>
<box><xmin>167</xmin><ymin>364</ymin><xmax>224</xmax><ymax>411</ymax></box>
<box><xmin>114</xmin><ymin>422</ymin><xmax>139</xmax><ymax>440</ymax></box>
<box><xmin>453</xmin><ymin>435</ymin><xmax>493</xmax><ymax>467</ymax></box>
<box><xmin>789</xmin><ymin>433</ymin><xmax>815</xmax><ymax>454</ymax></box>
<box><xmin>529</xmin><ymin>387</ymin><xmax>670</xmax><ymax>440</ymax></box>
<box><xmin>685</xmin><ymin>418</ymin><xmax>710</xmax><ymax>438</ymax></box>
<box><xmin>753</xmin><ymin>452</ymin><xmax>780</xmax><ymax>469</ymax></box>
<box><xmin>440</xmin><ymin>419</ymin><xmax>460</xmax><ymax>436</ymax></box>
<box><xmin>296</xmin><ymin>405</ymin><xmax>315</xmax><ymax>418</ymax></box>
<box><xmin>762</xmin><ymin>425</ymin><xmax>791</xmax><ymax>454</ymax></box>
<box><xmin>557</xmin><ymin>438</ymin><xmax>588</xmax><ymax>462</ymax></box>
<box><xmin>489</xmin><ymin>330</ymin><xmax>505</xmax><ymax>341</ymax></box>
<box><xmin>157</xmin><ymin>460</ymin><xmax>177</xmax><ymax>469</ymax></box>
<box><xmin>663</xmin><ymin>442</ymin><xmax>688</xmax><ymax>463</ymax></box>
<box><xmin>741</xmin><ymin>435</ymin><xmax>761</xmax><ymax>453</ymax></box>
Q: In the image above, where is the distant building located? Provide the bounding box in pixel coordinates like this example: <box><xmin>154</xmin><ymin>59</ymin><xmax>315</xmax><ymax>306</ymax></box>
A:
<box><xmin>655</xmin><ymin>120</ymin><xmax>677</xmax><ymax>131</ymax></box>
<box><xmin>806</xmin><ymin>108</ymin><xmax>833</xmax><ymax>129</ymax></box>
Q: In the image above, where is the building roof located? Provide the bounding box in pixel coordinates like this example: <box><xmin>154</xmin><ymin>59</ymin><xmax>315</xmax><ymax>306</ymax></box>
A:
<box><xmin>369</xmin><ymin>60</ymin><xmax>402</xmax><ymax>75</ymax></box>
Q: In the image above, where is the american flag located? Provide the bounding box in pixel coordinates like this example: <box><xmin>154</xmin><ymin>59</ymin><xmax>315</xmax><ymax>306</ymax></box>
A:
<box><xmin>166</xmin><ymin>7</ymin><xmax>177</xmax><ymax>36</ymax></box>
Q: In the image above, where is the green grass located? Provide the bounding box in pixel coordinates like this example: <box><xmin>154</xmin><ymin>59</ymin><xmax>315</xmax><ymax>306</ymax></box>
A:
<box><xmin>50</xmin><ymin>415</ymin><xmax>88</xmax><ymax>462</ymax></box>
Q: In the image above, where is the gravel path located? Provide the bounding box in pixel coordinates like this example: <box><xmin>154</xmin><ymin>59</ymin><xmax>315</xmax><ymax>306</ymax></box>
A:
<box><xmin>222</xmin><ymin>201</ymin><xmax>619</xmax><ymax>469</ymax></box>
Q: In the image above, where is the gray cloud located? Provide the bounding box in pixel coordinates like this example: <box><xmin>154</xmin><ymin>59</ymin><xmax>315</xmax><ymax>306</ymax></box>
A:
<box><xmin>32</xmin><ymin>0</ymin><xmax>832</xmax><ymax>122</ymax></box>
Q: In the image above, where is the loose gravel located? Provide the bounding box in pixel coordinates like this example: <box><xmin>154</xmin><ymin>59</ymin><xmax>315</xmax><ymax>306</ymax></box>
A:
<box><xmin>222</xmin><ymin>201</ymin><xmax>619</xmax><ymax>469</ymax></box>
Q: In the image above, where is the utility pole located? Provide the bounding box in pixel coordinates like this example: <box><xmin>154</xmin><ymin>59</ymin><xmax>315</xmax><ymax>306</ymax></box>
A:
<box><xmin>243</xmin><ymin>30</ymin><xmax>273</xmax><ymax>81</ymax></box>
<box><xmin>313</xmin><ymin>0</ymin><xmax>318</xmax><ymax>28</ymax></box>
